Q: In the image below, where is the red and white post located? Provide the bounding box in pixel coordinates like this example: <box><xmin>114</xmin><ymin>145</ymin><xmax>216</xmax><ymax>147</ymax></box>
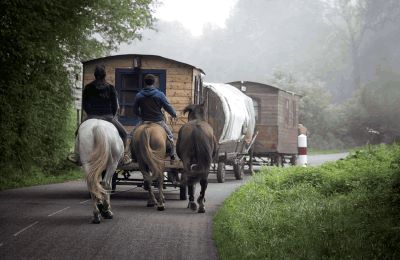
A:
<box><xmin>297</xmin><ymin>134</ymin><xmax>307</xmax><ymax>166</ymax></box>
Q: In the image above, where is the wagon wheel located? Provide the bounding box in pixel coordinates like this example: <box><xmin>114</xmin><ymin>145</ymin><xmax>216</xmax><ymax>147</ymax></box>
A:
<box><xmin>275</xmin><ymin>154</ymin><xmax>283</xmax><ymax>167</ymax></box>
<box><xmin>290</xmin><ymin>155</ymin><xmax>297</xmax><ymax>166</ymax></box>
<box><xmin>233</xmin><ymin>159</ymin><xmax>244</xmax><ymax>180</ymax></box>
<box><xmin>179</xmin><ymin>185</ymin><xmax>187</xmax><ymax>200</ymax></box>
<box><xmin>111</xmin><ymin>171</ymin><xmax>118</xmax><ymax>193</ymax></box>
<box><xmin>247</xmin><ymin>147</ymin><xmax>254</xmax><ymax>175</ymax></box>
<box><xmin>216</xmin><ymin>161</ymin><xmax>226</xmax><ymax>183</ymax></box>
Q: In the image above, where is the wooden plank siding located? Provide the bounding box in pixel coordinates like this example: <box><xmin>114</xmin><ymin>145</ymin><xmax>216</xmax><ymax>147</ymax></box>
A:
<box><xmin>82</xmin><ymin>55</ymin><xmax>203</xmax><ymax>139</ymax></box>
<box><xmin>228</xmin><ymin>81</ymin><xmax>300</xmax><ymax>155</ymax></box>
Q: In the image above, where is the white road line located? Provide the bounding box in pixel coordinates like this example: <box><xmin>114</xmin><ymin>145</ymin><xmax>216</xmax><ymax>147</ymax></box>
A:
<box><xmin>13</xmin><ymin>221</ymin><xmax>39</xmax><ymax>237</ymax></box>
<box><xmin>47</xmin><ymin>206</ymin><xmax>70</xmax><ymax>217</ymax></box>
<box><xmin>79</xmin><ymin>199</ymin><xmax>90</xmax><ymax>204</ymax></box>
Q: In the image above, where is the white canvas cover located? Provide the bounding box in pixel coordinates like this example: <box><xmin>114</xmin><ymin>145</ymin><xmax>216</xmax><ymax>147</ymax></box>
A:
<box><xmin>204</xmin><ymin>83</ymin><xmax>256</xmax><ymax>143</ymax></box>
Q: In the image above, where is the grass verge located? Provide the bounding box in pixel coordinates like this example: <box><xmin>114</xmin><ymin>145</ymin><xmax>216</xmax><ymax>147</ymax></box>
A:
<box><xmin>0</xmin><ymin>164</ymin><xmax>82</xmax><ymax>191</ymax></box>
<box><xmin>213</xmin><ymin>144</ymin><xmax>400</xmax><ymax>259</ymax></box>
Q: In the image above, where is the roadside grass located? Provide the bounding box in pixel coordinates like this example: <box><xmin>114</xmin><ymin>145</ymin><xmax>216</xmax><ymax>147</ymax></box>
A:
<box><xmin>0</xmin><ymin>163</ymin><xmax>83</xmax><ymax>191</ymax></box>
<box><xmin>213</xmin><ymin>144</ymin><xmax>400</xmax><ymax>259</ymax></box>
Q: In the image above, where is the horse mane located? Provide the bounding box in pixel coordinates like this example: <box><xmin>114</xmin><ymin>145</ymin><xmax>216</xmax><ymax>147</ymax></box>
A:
<box><xmin>183</xmin><ymin>102</ymin><xmax>205</xmax><ymax>121</ymax></box>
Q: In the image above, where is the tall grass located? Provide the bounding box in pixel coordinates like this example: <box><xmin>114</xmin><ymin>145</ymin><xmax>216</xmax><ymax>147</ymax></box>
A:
<box><xmin>214</xmin><ymin>144</ymin><xmax>400</xmax><ymax>259</ymax></box>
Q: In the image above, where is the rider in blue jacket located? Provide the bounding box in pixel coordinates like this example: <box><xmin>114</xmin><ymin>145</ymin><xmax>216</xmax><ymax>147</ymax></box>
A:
<box><xmin>132</xmin><ymin>74</ymin><xmax>177</xmax><ymax>160</ymax></box>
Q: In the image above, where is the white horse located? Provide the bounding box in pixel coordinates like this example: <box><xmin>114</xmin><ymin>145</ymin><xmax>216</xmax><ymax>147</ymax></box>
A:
<box><xmin>78</xmin><ymin>119</ymin><xmax>124</xmax><ymax>224</ymax></box>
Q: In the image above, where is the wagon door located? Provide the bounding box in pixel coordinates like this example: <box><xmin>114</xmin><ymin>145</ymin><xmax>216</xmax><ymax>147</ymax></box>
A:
<box><xmin>115</xmin><ymin>69</ymin><xmax>166</xmax><ymax>126</ymax></box>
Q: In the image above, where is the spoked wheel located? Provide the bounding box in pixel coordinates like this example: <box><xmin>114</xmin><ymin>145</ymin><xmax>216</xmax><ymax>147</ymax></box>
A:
<box><xmin>247</xmin><ymin>147</ymin><xmax>254</xmax><ymax>175</ymax></box>
<box><xmin>290</xmin><ymin>155</ymin><xmax>297</xmax><ymax>166</ymax></box>
<box><xmin>217</xmin><ymin>161</ymin><xmax>226</xmax><ymax>183</ymax></box>
<box><xmin>233</xmin><ymin>159</ymin><xmax>244</xmax><ymax>180</ymax></box>
<box><xmin>111</xmin><ymin>172</ymin><xmax>118</xmax><ymax>193</ymax></box>
<box><xmin>179</xmin><ymin>185</ymin><xmax>187</xmax><ymax>200</ymax></box>
<box><xmin>275</xmin><ymin>154</ymin><xmax>283</xmax><ymax>167</ymax></box>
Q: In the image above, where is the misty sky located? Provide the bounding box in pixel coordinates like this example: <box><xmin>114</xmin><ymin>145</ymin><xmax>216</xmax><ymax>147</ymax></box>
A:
<box><xmin>154</xmin><ymin>0</ymin><xmax>238</xmax><ymax>36</ymax></box>
<box><xmin>115</xmin><ymin>0</ymin><xmax>400</xmax><ymax>102</ymax></box>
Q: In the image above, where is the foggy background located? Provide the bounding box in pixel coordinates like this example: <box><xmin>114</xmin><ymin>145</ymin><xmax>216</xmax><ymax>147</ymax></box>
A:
<box><xmin>116</xmin><ymin>0</ymin><xmax>400</xmax><ymax>148</ymax></box>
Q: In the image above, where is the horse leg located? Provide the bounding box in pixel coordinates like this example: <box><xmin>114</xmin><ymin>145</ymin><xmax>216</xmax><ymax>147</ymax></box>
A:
<box><xmin>98</xmin><ymin>162</ymin><xmax>118</xmax><ymax>219</ymax></box>
<box><xmin>197</xmin><ymin>178</ymin><xmax>208</xmax><ymax>213</ymax></box>
<box><xmin>156</xmin><ymin>176</ymin><xmax>165</xmax><ymax>211</ymax></box>
<box><xmin>98</xmin><ymin>192</ymin><xmax>113</xmax><ymax>219</ymax></box>
<box><xmin>187</xmin><ymin>180</ymin><xmax>197</xmax><ymax>211</ymax></box>
<box><xmin>146</xmin><ymin>178</ymin><xmax>157</xmax><ymax>207</ymax></box>
<box><xmin>90</xmin><ymin>193</ymin><xmax>101</xmax><ymax>224</ymax></box>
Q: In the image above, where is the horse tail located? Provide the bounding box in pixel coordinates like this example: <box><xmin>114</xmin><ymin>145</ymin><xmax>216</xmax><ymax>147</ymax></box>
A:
<box><xmin>138</xmin><ymin>126</ymin><xmax>164</xmax><ymax>178</ymax></box>
<box><xmin>191</xmin><ymin>125</ymin><xmax>214</xmax><ymax>172</ymax></box>
<box><xmin>86</xmin><ymin>125</ymin><xmax>109</xmax><ymax>199</ymax></box>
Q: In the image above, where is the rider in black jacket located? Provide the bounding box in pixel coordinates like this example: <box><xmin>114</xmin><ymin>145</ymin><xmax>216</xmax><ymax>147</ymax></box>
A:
<box><xmin>68</xmin><ymin>65</ymin><xmax>131</xmax><ymax>165</ymax></box>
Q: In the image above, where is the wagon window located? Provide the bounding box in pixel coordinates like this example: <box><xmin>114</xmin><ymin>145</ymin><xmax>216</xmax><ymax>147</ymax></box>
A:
<box><xmin>194</xmin><ymin>75</ymin><xmax>202</xmax><ymax>104</ymax></box>
<box><xmin>194</xmin><ymin>76</ymin><xmax>199</xmax><ymax>104</ymax></box>
<box><xmin>252</xmin><ymin>98</ymin><xmax>260</xmax><ymax>123</ymax></box>
<box><xmin>292</xmin><ymin>100</ymin><xmax>297</xmax><ymax>128</ymax></box>
<box><xmin>118</xmin><ymin>73</ymin><xmax>140</xmax><ymax>123</ymax></box>
<box><xmin>115</xmin><ymin>68</ymin><xmax>166</xmax><ymax>125</ymax></box>
<box><xmin>285</xmin><ymin>98</ymin><xmax>290</xmax><ymax>126</ymax></box>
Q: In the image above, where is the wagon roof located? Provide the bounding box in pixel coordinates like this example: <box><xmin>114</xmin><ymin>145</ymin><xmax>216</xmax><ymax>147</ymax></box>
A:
<box><xmin>228</xmin><ymin>80</ymin><xmax>302</xmax><ymax>97</ymax></box>
<box><xmin>82</xmin><ymin>54</ymin><xmax>205</xmax><ymax>74</ymax></box>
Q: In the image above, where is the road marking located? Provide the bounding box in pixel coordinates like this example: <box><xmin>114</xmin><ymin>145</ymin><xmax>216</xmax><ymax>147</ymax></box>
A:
<box><xmin>47</xmin><ymin>207</ymin><xmax>70</xmax><ymax>217</ymax></box>
<box><xmin>79</xmin><ymin>199</ymin><xmax>90</xmax><ymax>204</ymax></box>
<box><xmin>13</xmin><ymin>221</ymin><xmax>39</xmax><ymax>236</ymax></box>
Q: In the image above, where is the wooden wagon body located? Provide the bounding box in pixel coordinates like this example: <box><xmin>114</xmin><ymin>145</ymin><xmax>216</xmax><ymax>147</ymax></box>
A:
<box><xmin>228</xmin><ymin>81</ymin><xmax>301</xmax><ymax>166</ymax></box>
<box><xmin>81</xmin><ymin>54</ymin><xmax>204</xmax><ymax>198</ymax></box>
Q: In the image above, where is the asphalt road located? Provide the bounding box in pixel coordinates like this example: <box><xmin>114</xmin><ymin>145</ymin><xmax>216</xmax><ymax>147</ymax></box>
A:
<box><xmin>307</xmin><ymin>152</ymin><xmax>348</xmax><ymax>166</ymax></box>
<box><xmin>0</xmin><ymin>153</ymin><xmax>348</xmax><ymax>260</ymax></box>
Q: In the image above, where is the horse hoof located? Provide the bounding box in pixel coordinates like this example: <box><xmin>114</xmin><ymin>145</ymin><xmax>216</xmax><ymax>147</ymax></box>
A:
<box><xmin>92</xmin><ymin>214</ymin><xmax>101</xmax><ymax>224</ymax></box>
<box><xmin>189</xmin><ymin>202</ymin><xmax>197</xmax><ymax>211</ymax></box>
<box><xmin>198</xmin><ymin>207</ymin><xmax>206</xmax><ymax>213</ymax></box>
<box><xmin>101</xmin><ymin>210</ymin><xmax>113</xmax><ymax>219</ymax></box>
<box><xmin>157</xmin><ymin>206</ymin><xmax>165</xmax><ymax>211</ymax></box>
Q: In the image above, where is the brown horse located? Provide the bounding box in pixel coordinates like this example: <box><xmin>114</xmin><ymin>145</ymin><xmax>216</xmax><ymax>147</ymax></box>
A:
<box><xmin>177</xmin><ymin>103</ymin><xmax>217</xmax><ymax>213</ymax></box>
<box><xmin>131</xmin><ymin>122</ymin><xmax>167</xmax><ymax>210</ymax></box>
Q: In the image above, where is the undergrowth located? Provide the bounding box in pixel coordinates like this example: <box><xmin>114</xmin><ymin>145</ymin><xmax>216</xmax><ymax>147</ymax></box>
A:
<box><xmin>214</xmin><ymin>144</ymin><xmax>400</xmax><ymax>259</ymax></box>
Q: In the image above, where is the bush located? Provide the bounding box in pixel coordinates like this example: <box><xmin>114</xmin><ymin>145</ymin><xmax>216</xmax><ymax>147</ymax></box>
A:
<box><xmin>214</xmin><ymin>144</ymin><xmax>400</xmax><ymax>259</ymax></box>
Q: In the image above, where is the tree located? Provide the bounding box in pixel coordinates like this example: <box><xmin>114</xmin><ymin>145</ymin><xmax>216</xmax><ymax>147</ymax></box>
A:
<box><xmin>323</xmin><ymin>0</ymin><xmax>400</xmax><ymax>96</ymax></box>
<box><xmin>343</xmin><ymin>69</ymin><xmax>400</xmax><ymax>145</ymax></box>
<box><xmin>269</xmin><ymin>72</ymin><xmax>347</xmax><ymax>149</ymax></box>
<box><xmin>0</xmin><ymin>0</ymin><xmax>155</xmax><ymax>176</ymax></box>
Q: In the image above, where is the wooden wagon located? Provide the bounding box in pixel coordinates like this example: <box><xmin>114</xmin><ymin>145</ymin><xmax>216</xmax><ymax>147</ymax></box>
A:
<box><xmin>228</xmin><ymin>81</ymin><xmax>301</xmax><ymax>166</ymax></box>
<box><xmin>202</xmin><ymin>83</ymin><xmax>258</xmax><ymax>183</ymax></box>
<box><xmin>81</xmin><ymin>54</ymin><xmax>205</xmax><ymax>199</ymax></box>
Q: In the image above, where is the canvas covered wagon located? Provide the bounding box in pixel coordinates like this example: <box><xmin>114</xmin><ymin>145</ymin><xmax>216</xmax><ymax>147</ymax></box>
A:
<box><xmin>202</xmin><ymin>83</ymin><xmax>258</xmax><ymax>182</ymax></box>
<box><xmin>228</xmin><ymin>81</ymin><xmax>301</xmax><ymax>166</ymax></box>
<box><xmin>81</xmin><ymin>54</ymin><xmax>205</xmax><ymax>199</ymax></box>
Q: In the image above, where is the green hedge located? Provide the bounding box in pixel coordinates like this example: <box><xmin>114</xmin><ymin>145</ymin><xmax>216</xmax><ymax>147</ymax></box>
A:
<box><xmin>0</xmin><ymin>0</ymin><xmax>154</xmax><ymax>181</ymax></box>
<box><xmin>214</xmin><ymin>144</ymin><xmax>400</xmax><ymax>259</ymax></box>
